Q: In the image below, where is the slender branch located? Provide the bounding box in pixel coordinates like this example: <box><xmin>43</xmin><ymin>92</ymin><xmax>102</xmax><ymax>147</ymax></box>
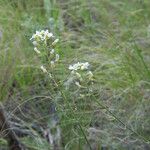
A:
<box><xmin>78</xmin><ymin>124</ymin><xmax>92</xmax><ymax>150</ymax></box>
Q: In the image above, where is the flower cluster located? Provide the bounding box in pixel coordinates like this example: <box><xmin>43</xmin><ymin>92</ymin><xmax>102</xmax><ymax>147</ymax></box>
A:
<box><xmin>30</xmin><ymin>30</ymin><xmax>59</xmax><ymax>46</ymax></box>
<box><xmin>30</xmin><ymin>30</ymin><xmax>94</xmax><ymax>89</ymax></box>
<box><xmin>30</xmin><ymin>30</ymin><xmax>59</xmax><ymax>70</ymax></box>
<box><xmin>67</xmin><ymin>62</ymin><xmax>94</xmax><ymax>88</ymax></box>
<box><xmin>69</xmin><ymin>62</ymin><xmax>90</xmax><ymax>71</ymax></box>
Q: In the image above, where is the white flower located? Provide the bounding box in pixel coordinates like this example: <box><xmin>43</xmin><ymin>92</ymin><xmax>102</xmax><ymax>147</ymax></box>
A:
<box><xmin>69</xmin><ymin>62</ymin><xmax>90</xmax><ymax>71</ymax></box>
<box><xmin>31</xmin><ymin>30</ymin><xmax>58</xmax><ymax>47</ymax></box>
<box><xmin>51</xmin><ymin>61</ymin><xmax>54</xmax><ymax>64</ymax></box>
<box><xmin>68</xmin><ymin>62</ymin><xmax>93</xmax><ymax>87</ymax></box>
<box><xmin>50</xmin><ymin>61</ymin><xmax>55</xmax><ymax>67</ymax></box>
<box><xmin>50</xmin><ymin>49</ymin><xmax>55</xmax><ymax>54</ymax></box>
<box><xmin>36</xmin><ymin>31</ymin><xmax>41</xmax><ymax>35</ymax></box>
<box><xmin>69</xmin><ymin>65</ymin><xmax>77</xmax><ymax>71</ymax></box>
<box><xmin>69</xmin><ymin>62</ymin><xmax>80</xmax><ymax>71</ymax></box>
<box><xmin>45</xmin><ymin>30</ymin><xmax>49</xmax><ymax>34</ymax></box>
<box><xmin>74</xmin><ymin>62</ymin><xmax>81</xmax><ymax>70</ymax></box>
<box><xmin>55</xmin><ymin>54</ymin><xmax>59</xmax><ymax>62</ymax></box>
<box><xmin>34</xmin><ymin>47</ymin><xmax>40</xmax><ymax>54</ymax></box>
<box><xmin>40</xmin><ymin>65</ymin><xmax>48</xmax><ymax>73</ymax></box>
<box><xmin>32</xmin><ymin>41</ymin><xmax>38</xmax><ymax>46</ymax></box>
<box><xmin>47</xmin><ymin>32</ymin><xmax>53</xmax><ymax>38</ymax></box>
<box><xmin>80</xmin><ymin>62</ymin><xmax>89</xmax><ymax>70</ymax></box>
<box><xmin>30</xmin><ymin>30</ymin><xmax>60</xmax><ymax>68</ymax></box>
<box><xmin>34</xmin><ymin>31</ymin><xmax>42</xmax><ymax>39</ymax></box>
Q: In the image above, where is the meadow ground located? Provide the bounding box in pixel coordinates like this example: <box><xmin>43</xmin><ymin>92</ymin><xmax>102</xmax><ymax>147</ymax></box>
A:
<box><xmin>0</xmin><ymin>0</ymin><xmax>150</xmax><ymax>149</ymax></box>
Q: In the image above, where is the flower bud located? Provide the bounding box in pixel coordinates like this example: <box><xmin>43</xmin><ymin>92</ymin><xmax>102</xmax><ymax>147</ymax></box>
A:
<box><xmin>40</xmin><ymin>65</ymin><xmax>48</xmax><ymax>73</ymax></box>
<box><xmin>34</xmin><ymin>47</ymin><xmax>40</xmax><ymax>54</ymax></box>
<box><xmin>52</xmin><ymin>39</ymin><xmax>59</xmax><ymax>46</ymax></box>
<box><xmin>50</xmin><ymin>49</ymin><xmax>55</xmax><ymax>54</ymax></box>
<box><xmin>32</xmin><ymin>41</ymin><xmax>38</xmax><ymax>46</ymax></box>
<box><xmin>50</xmin><ymin>61</ymin><xmax>55</xmax><ymax>67</ymax></box>
<box><xmin>55</xmin><ymin>54</ymin><xmax>59</xmax><ymax>62</ymax></box>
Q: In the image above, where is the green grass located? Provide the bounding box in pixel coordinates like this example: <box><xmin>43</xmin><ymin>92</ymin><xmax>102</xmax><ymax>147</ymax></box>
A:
<box><xmin>0</xmin><ymin>0</ymin><xmax>150</xmax><ymax>149</ymax></box>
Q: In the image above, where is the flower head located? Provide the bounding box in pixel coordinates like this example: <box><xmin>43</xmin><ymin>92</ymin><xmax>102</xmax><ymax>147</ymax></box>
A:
<box><xmin>30</xmin><ymin>30</ymin><xmax>60</xmax><ymax>68</ymax></box>
<box><xmin>40</xmin><ymin>65</ymin><xmax>48</xmax><ymax>73</ymax></box>
<box><xmin>80</xmin><ymin>62</ymin><xmax>89</xmax><ymax>70</ymax></box>
<box><xmin>68</xmin><ymin>62</ymin><xmax>93</xmax><ymax>88</ymax></box>
<box><xmin>69</xmin><ymin>62</ymin><xmax>90</xmax><ymax>71</ymax></box>
<box><xmin>30</xmin><ymin>30</ymin><xmax>57</xmax><ymax>46</ymax></box>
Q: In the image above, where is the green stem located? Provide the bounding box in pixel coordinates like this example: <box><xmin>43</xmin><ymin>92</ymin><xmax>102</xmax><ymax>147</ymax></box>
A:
<box><xmin>78</xmin><ymin>124</ymin><xmax>93</xmax><ymax>150</ymax></box>
<box><xmin>50</xmin><ymin>74</ymin><xmax>92</xmax><ymax>149</ymax></box>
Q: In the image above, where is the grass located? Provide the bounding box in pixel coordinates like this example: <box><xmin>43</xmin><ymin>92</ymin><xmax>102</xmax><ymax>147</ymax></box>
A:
<box><xmin>0</xmin><ymin>0</ymin><xmax>150</xmax><ymax>149</ymax></box>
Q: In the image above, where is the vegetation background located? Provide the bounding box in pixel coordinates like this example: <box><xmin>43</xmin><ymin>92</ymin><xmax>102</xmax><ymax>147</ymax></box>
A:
<box><xmin>0</xmin><ymin>0</ymin><xmax>150</xmax><ymax>149</ymax></box>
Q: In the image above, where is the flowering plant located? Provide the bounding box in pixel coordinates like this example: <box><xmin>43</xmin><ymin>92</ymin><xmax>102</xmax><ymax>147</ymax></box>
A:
<box><xmin>29</xmin><ymin>29</ymin><xmax>96</xmax><ymax>148</ymax></box>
